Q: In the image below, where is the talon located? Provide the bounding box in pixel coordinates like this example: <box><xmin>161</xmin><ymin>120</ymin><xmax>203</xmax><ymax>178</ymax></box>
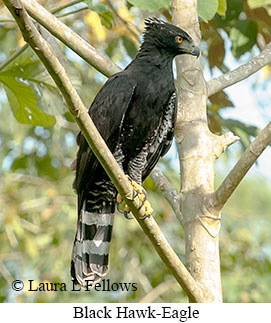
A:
<box><xmin>123</xmin><ymin>205</ymin><xmax>133</xmax><ymax>219</ymax></box>
<box><xmin>137</xmin><ymin>190</ymin><xmax>147</xmax><ymax>203</ymax></box>
<box><xmin>116</xmin><ymin>198</ymin><xmax>133</xmax><ymax>220</ymax></box>
<box><xmin>118</xmin><ymin>176</ymin><xmax>153</xmax><ymax>220</ymax></box>
<box><xmin>126</xmin><ymin>176</ymin><xmax>153</xmax><ymax>219</ymax></box>
<box><xmin>124</xmin><ymin>210</ymin><xmax>133</xmax><ymax>220</ymax></box>
<box><xmin>139</xmin><ymin>200</ymin><xmax>153</xmax><ymax>219</ymax></box>
<box><xmin>124</xmin><ymin>204</ymin><xmax>130</xmax><ymax>213</ymax></box>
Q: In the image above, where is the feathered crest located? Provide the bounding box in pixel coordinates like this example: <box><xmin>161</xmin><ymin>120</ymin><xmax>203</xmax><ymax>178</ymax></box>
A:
<box><xmin>144</xmin><ymin>17</ymin><xmax>166</xmax><ymax>28</ymax></box>
<box><xmin>142</xmin><ymin>17</ymin><xmax>192</xmax><ymax>43</ymax></box>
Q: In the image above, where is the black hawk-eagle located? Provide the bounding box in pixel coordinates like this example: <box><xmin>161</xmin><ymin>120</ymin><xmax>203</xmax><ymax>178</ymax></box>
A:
<box><xmin>71</xmin><ymin>17</ymin><xmax>200</xmax><ymax>286</ymax></box>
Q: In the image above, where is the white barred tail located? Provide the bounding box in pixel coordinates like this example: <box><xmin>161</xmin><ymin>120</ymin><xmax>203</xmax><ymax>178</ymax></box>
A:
<box><xmin>71</xmin><ymin>202</ymin><xmax>115</xmax><ymax>287</ymax></box>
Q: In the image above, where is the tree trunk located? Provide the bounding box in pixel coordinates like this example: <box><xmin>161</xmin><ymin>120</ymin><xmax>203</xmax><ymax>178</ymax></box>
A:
<box><xmin>173</xmin><ymin>0</ymin><xmax>223</xmax><ymax>302</ymax></box>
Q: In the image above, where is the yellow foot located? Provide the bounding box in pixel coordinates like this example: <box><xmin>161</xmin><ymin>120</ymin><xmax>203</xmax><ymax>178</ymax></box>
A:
<box><xmin>141</xmin><ymin>200</ymin><xmax>153</xmax><ymax>219</ymax></box>
<box><xmin>116</xmin><ymin>176</ymin><xmax>153</xmax><ymax>220</ymax></box>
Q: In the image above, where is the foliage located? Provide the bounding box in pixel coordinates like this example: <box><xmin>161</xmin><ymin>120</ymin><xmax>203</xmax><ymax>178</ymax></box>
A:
<box><xmin>0</xmin><ymin>0</ymin><xmax>270</xmax><ymax>302</ymax></box>
<box><xmin>127</xmin><ymin>0</ymin><xmax>172</xmax><ymax>11</ymax></box>
<box><xmin>219</xmin><ymin>173</ymin><xmax>271</xmax><ymax>302</ymax></box>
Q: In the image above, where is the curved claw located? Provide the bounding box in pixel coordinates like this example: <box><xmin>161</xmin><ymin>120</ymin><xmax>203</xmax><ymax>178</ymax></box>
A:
<box><xmin>116</xmin><ymin>201</ymin><xmax>133</xmax><ymax>220</ymax></box>
<box><xmin>139</xmin><ymin>213</ymin><xmax>151</xmax><ymax>220</ymax></box>
<box><xmin>140</xmin><ymin>200</ymin><xmax>153</xmax><ymax>219</ymax></box>
<box><xmin>116</xmin><ymin>201</ymin><xmax>122</xmax><ymax>213</ymax></box>
<box><xmin>123</xmin><ymin>211</ymin><xmax>134</xmax><ymax>220</ymax></box>
<box><xmin>117</xmin><ymin>176</ymin><xmax>153</xmax><ymax>220</ymax></box>
<box><xmin>127</xmin><ymin>179</ymin><xmax>153</xmax><ymax>219</ymax></box>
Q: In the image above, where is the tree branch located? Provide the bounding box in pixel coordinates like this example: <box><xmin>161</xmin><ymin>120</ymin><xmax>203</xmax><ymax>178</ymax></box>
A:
<box><xmin>207</xmin><ymin>43</ymin><xmax>271</xmax><ymax>96</ymax></box>
<box><xmin>3</xmin><ymin>0</ymin><xmax>205</xmax><ymax>302</ymax></box>
<box><xmin>20</xmin><ymin>0</ymin><xmax>121</xmax><ymax>77</ymax></box>
<box><xmin>55</xmin><ymin>6</ymin><xmax>88</xmax><ymax>19</ymax></box>
<box><xmin>51</xmin><ymin>0</ymin><xmax>84</xmax><ymax>14</ymax></box>
<box><xmin>18</xmin><ymin>0</ymin><xmax>271</xmax><ymax>104</ymax></box>
<box><xmin>208</xmin><ymin>121</ymin><xmax>271</xmax><ymax>212</ymax></box>
<box><xmin>150</xmin><ymin>168</ymin><xmax>182</xmax><ymax>223</ymax></box>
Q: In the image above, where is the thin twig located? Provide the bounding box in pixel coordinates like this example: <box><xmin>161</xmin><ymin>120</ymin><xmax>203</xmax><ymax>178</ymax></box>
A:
<box><xmin>0</xmin><ymin>18</ymin><xmax>15</xmax><ymax>22</ymax></box>
<box><xmin>150</xmin><ymin>168</ymin><xmax>182</xmax><ymax>223</ymax></box>
<box><xmin>0</xmin><ymin>260</ymin><xmax>14</xmax><ymax>284</ymax></box>
<box><xmin>56</xmin><ymin>6</ymin><xmax>88</xmax><ymax>18</ymax></box>
<box><xmin>0</xmin><ymin>0</ymin><xmax>84</xmax><ymax>71</ymax></box>
<box><xmin>0</xmin><ymin>43</ymin><xmax>28</xmax><ymax>71</ymax></box>
<box><xmin>207</xmin><ymin>43</ymin><xmax>271</xmax><ymax>96</ymax></box>
<box><xmin>21</xmin><ymin>0</ymin><xmax>121</xmax><ymax>77</ymax></box>
<box><xmin>3</xmin><ymin>0</ymin><xmax>204</xmax><ymax>302</ymax></box>
<box><xmin>105</xmin><ymin>0</ymin><xmax>141</xmax><ymax>42</ymax></box>
<box><xmin>51</xmin><ymin>0</ymin><xmax>84</xmax><ymax>14</ymax></box>
<box><xmin>139</xmin><ymin>279</ymin><xmax>178</xmax><ymax>303</ymax></box>
<box><xmin>209</xmin><ymin>121</ymin><xmax>271</xmax><ymax>212</ymax></box>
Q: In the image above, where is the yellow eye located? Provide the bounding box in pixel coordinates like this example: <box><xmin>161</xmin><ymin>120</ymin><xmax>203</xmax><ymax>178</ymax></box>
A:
<box><xmin>175</xmin><ymin>36</ymin><xmax>183</xmax><ymax>44</ymax></box>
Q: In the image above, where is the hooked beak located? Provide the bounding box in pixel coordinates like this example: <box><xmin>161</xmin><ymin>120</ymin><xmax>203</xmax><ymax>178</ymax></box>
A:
<box><xmin>180</xmin><ymin>40</ymin><xmax>200</xmax><ymax>58</ymax></box>
<box><xmin>190</xmin><ymin>45</ymin><xmax>200</xmax><ymax>58</ymax></box>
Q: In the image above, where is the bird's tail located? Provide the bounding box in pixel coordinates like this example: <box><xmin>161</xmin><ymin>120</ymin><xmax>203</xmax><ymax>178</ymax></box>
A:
<box><xmin>71</xmin><ymin>200</ymin><xmax>115</xmax><ymax>287</ymax></box>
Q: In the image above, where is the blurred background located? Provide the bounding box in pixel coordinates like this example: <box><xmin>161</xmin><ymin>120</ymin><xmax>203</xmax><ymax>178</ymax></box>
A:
<box><xmin>0</xmin><ymin>0</ymin><xmax>270</xmax><ymax>302</ymax></box>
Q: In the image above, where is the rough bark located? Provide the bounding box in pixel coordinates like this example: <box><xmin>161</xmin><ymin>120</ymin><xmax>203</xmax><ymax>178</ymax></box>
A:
<box><xmin>172</xmin><ymin>0</ymin><xmax>237</xmax><ymax>302</ymax></box>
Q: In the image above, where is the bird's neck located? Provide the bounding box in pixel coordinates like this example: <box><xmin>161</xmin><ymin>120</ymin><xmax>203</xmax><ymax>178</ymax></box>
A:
<box><xmin>127</xmin><ymin>45</ymin><xmax>175</xmax><ymax>74</ymax></box>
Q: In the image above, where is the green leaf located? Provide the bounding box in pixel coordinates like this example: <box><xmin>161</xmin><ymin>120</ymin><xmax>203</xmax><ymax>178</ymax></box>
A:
<box><xmin>84</xmin><ymin>1</ymin><xmax>114</xmax><ymax>29</ymax></box>
<box><xmin>35</xmin><ymin>155</ymin><xmax>60</xmax><ymax>181</ymax></box>
<box><xmin>213</xmin><ymin>0</ymin><xmax>243</xmax><ymax>28</ymax></box>
<box><xmin>36</xmin><ymin>234</ymin><xmax>53</xmax><ymax>248</ymax></box>
<box><xmin>35</xmin><ymin>82</ymin><xmax>67</xmax><ymax>116</ymax></box>
<box><xmin>230</xmin><ymin>20</ymin><xmax>258</xmax><ymax>57</ymax></box>
<box><xmin>127</xmin><ymin>0</ymin><xmax>171</xmax><ymax>11</ymax></box>
<box><xmin>0</xmin><ymin>76</ymin><xmax>56</xmax><ymax>127</ymax></box>
<box><xmin>84</xmin><ymin>0</ymin><xmax>93</xmax><ymax>8</ymax></box>
<box><xmin>12</xmin><ymin>155</ymin><xmax>28</xmax><ymax>171</ymax></box>
<box><xmin>63</xmin><ymin>112</ymin><xmax>75</xmax><ymax>123</ymax></box>
<box><xmin>248</xmin><ymin>0</ymin><xmax>271</xmax><ymax>9</ymax></box>
<box><xmin>106</xmin><ymin>38</ymin><xmax>119</xmax><ymax>58</ymax></box>
<box><xmin>92</xmin><ymin>4</ymin><xmax>115</xmax><ymax>29</ymax></box>
<box><xmin>198</xmin><ymin>0</ymin><xmax>218</xmax><ymax>21</ymax></box>
<box><xmin>1</xmin><ymin>50</ymin><xmax>67</xmax><ymax>116</ymax></box>
<box><xmin>217</xmin><ymin>0</ymin><xmax>227</xmax><ymax>15</ymax></box>
<box><xmin>122</xmin><ymin>36</ymin><xmax>138</xmax><ymax>59</ymax></box>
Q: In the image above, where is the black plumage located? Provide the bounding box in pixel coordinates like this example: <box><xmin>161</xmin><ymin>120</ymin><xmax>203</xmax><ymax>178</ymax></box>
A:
<box><xmin>71</xmin><ymin>17</ymin><xmax>200</xmax><ymax>286</ymax></box>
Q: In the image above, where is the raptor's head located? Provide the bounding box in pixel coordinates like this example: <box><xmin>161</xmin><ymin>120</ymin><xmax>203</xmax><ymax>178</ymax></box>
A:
<box><xmin>142</xmin><ymin>17</ymin><xmax>200</xmax><ymax>58</ymax></box>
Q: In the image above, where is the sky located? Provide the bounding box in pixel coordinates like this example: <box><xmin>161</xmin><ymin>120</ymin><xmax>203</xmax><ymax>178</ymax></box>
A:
<box><xmin>221</xmin><ymin>75</ymin><xmax>271</xmax><ymax>180</ymax></box>
<box><xmin>212</xmin><ymin>34</ymin><xmax>271</xmax><ymax>181</ymax></box>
